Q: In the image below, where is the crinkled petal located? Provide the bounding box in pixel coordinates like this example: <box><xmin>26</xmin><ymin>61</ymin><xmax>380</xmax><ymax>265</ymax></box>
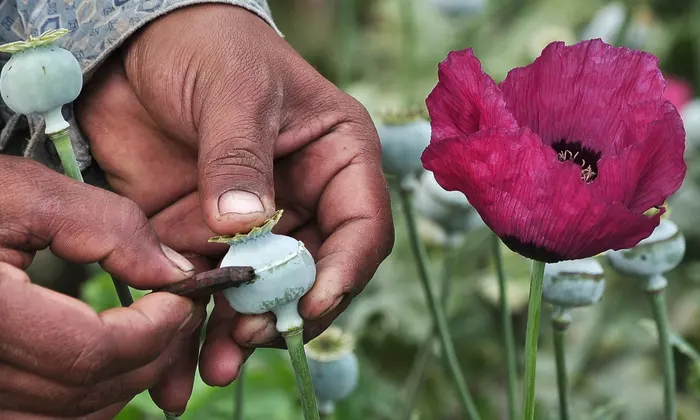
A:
<box><xmin>421</xmin><ymin>129</ymin><xmax>660</xmax><ymax>262</ymax></box>
<box><xmin>627</xmin><ymin>101</ymin><xmax>687</xmax><ymax>212</ymax></box>
<box><xmin>499</xmin><ymin>39</ymin><xmax>666</xmax><ymax>156</ymax></box>
<box><xmin>427</xmin><ymin>48</ymin><xmax>517</xmax><ymax>144</ymax></box>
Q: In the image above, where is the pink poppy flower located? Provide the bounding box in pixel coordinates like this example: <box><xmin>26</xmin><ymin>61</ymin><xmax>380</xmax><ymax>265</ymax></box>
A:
<box><xmin>664</xmin><ymin>76</ymin><xmax>692</xmax><ymax>111</ymax></box>
<box><xmin>421</xmin><ymin>39</ymin><xmax>686</xmax><ymax>262</ymax></box>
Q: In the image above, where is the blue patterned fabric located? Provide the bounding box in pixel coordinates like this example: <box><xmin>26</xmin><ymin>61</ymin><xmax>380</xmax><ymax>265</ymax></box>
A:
<box><xmin>0</xmin><ymin>0</ymin><xmax>277</xmax><ymax>174</ymax></box>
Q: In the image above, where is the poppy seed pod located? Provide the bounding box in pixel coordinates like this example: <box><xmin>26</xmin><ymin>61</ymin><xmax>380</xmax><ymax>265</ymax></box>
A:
<box><xmin>430</xmin><ymin>0</ymin><xmax>487</xmax><ymax>15</ymax></box>
<box><xmin>607</xmin><ymin>219</ymin><xmax>685</xmax><ymax>280</ymax></box>
<box><xmin>414</xmin><ymin>171</ymin><xmax>480</xmax><ymax>233</ymax></box>
<box><xmin>543</xmin><ymin>258</ymin><xmax>605</xmax><ymax>308</ymax></box>
<box><xmin>377</xmin><ymin>114</ymin><xmax>431</xmax><ymax>186</ymax></box>
<box><xmin>210</xmin><ymin>210</ymin><xmax>316</xmax><ymax>333</ymax></box>
<box><xmin>306</xmin><ymin>327</ymin><xmax>359</xmax><ymax>416</ymax></box>
<box><xmin>0</xmin><ymin>29</ymin><xmax>82</xmax><ymax>134</ymax></box>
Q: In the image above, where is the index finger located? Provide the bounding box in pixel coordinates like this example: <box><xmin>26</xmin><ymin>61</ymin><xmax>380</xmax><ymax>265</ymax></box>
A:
<box><xmin>297</xmin><ymin>114</ymin><xmax>395</xmax><ymax>320</ymax></box>
<box><xmin>0</xmin><ymin>263</ymin><xmax>204</xmax><ymax>386</ymax></box>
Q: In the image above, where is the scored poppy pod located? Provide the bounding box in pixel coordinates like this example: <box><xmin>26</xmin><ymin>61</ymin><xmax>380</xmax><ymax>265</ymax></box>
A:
<box><xmin>421</xmin><ymin>39</ymin><xmax>686</xmax><ymax>262</ymax></box>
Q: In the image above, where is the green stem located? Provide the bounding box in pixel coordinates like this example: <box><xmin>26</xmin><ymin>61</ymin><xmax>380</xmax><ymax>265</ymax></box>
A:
<box><xmin>163</xmin><ymin>412</ymin><xmax>181</xmax><ymax>420</ymax></box>
<box><xmin>552</xmin><ymin>315</ymin><xmax>571</xmax><ymax>420</ymax></box>
<box><xmin>399</xmin><ymin>240</ymin><xmax>459</xmax><ymax>419</ymax></box>
<box><xmin>283</xmin><ymin>328</ymin><xmax>320</xmax><ymax>420</ymax></box>
<box><xmin>493</xmin><ymin>234</ymin><xmax>519</xmax><ymax>420</ymax></box>
<box><xmin>399</xmin><ymin>0</ymin><xmax>416</xmax><ymax>92</ymax></box>
<box><xmin>235</xmin><ymin>365</ymin><xmax>246</xmax><ymax>420</ymax></box>
<box><xmin>49</xmin><ymin>130</ymin><xmax>133</xmax><ymax>307</ymax></box>
<box><xmin>398</xmin><ymin>189</ymin><xmax>481</xmax><ymax>420</ymax></box>
<box><xmin>522</xmin><ymin>260</ymin><xmax>546</xmax><ymax>420</ymax></box>
<box><xmin>49</xmin><ymin>129</ymin><xmax>83</xmax><ymax>182</ymax></box>
<box><xmin>648</xmin><ymin>286</ymin><xmax>676</xmax><ymax>420</ymax></box>
<box><xmin>336</xmin><ymin>0</ymin><xmax>356</xmax><ymax>88</ymax></box>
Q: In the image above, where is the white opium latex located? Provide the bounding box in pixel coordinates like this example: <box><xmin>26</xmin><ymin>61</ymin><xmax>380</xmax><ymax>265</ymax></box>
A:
<box><xmin>211</xmin><ymin>211</ymin><xmax>316</xmax><ymax>333</ymax></box>
<box><xmin>543</xmin><ymin>258</ymin><xmax>605</xmax><ymax>308</ymax></box>
<box><xmin>607</xmin><ymin>219</ymin><xmax>685</xmax><ymax>278</ymax></box>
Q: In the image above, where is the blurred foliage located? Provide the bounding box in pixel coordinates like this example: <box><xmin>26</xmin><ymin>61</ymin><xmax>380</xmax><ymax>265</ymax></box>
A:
<box><xmin>29</xmin><ymin>0</ymin><xmax>700</xmax><ymax>418</ymax></box>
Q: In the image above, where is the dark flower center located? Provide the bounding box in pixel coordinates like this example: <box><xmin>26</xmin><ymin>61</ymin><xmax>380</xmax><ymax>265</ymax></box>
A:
<box><xmin>551</xmin><ymin>140</ymin><xmax>600</xmax><ymax>183</ymax></box>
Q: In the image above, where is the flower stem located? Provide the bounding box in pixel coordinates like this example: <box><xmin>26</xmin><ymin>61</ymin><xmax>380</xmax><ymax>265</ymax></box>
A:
<box><xmin>493</xmin><ymin>233</ymin><xmax>519</xmax><ymax>420</ymax></box>
<box><xmin>235</xmin><ymin>364</ymin><xmax>246</xmax><ymax>420</ymax></box>
<box><xmin>283</xmin><ymin>328</ymin><xmax>320</xmax><ymax>420</ymax></box>
<box><xmin>522</xmin><ymin>260</ymin><xmax>546</xmax><ymax>420</ymax></box>
<box><xmin>647</xmin><ymin>276</ymin><xmax>676</xmax><ymax>420</ymax></box>
<box><xmin>398</xmin><ymin>189</ymin><xmax>481</xmax><ymax>420</ymax></box>
<box><xmin>49</xmin><ymin>129</ymin><xmax>134</xmax><ymax>307</ymax></box>
<box><xmin>552</xmin><ymin>310</ymin><xmax>571</xmax><ymax>420</ymax></box>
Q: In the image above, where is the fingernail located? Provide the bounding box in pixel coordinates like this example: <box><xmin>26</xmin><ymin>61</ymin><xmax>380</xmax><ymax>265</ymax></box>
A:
<box><xmin>178</xmin><ymin>305</ymin><xmax>204</xmax><ymax>332</ymax></box>
<box><xmin>218</xmin><ymin>190</ymin><xmax>264</xmax><ymax>216</ymax></box>
<box><xmin>317</xmin><ymin>294</ymin><xmax>346</xmax><ymax>319</ymax></box>
<box><xmin>161</xmin><ymin>244</ymin><xmax>195</xmax><ymax>274</ymax></box>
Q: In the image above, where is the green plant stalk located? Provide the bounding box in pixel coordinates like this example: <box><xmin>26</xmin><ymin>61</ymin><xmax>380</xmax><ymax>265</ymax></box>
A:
<box><xmin>648</xmin><ymin>288</ymin><xmax>676</xmax><ymax>420</ymax></box>
<box><xmin>163</xmin><ymin>413</ymin><xmax>180</xmax><ymax>420</ymax></box>
<box><xmin>522</xmin><ymin>260</ymin><xmax>546</xmax><ymax>420</ymax></box>
<box><xmin>552</xmin><ymin>320</ymin><xmax>570</xmax><ymax>420</ymax></box>
<box><xmin>49</xmin><ymin>130</ymin><xmax>134</xmax><ymax>307</ymax></box>
<box><xmin>398</xmin><ymin>189</ymin><xmax>481</xmax><ymax>420</ymax></box>
<box><xmin>399</xmin><ymin>0</ymin><xmax>416</xmax><ymax>91</ymax></box>
<box><xmin>283</xmin><ymin>328</ymin><xmax>320</xmax><ymax>420</ymax></box>
<box><xmin>399</xmin><ymin>244</ymin><xmax>457</xmax><ymax>419</ymax></box>
<box><xmin>493</xmin><ymin>234</ymin><xmax>519</xmax><ymax>420</ymax></box>
<box><xmin>336</xmin><ymin>0</ymin><xmax>356</xmax><ymax>88</ymax></box>
<box><xmin>235</xmin><ymin>364</ymin><xmax>246</xmax><ymax>420</ymax></box>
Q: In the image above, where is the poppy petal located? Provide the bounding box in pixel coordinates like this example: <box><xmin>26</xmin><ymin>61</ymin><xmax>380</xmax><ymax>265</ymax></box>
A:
<box><xmin>421</xmin><ymin>128</ymin><xmax>660</xmax><ymax>262</ymax></box>
<box><xmin>499</xmin><ymin>39</ymin><xmax>666</xmax><ymax>156</ymax></box>
<box><xmin>427</xmin><ymin>48</ymin><xmax>517</xmax><ymax>144</ymax></box>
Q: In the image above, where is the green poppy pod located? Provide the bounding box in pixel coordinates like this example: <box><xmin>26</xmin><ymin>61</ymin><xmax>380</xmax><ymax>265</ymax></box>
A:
<box><xmin>211</xmin><ymin>211</ymin><xmax>316</xmax><ymax>333</ymax></box>
<box><xmin>607</xmin><ymin>219</ymin><xmax>685</xmax><ymax>278</ymax></box>
<box><xmin>542</xmin><ymin>258</ymin><xmax>605</xmax><ymax>308</ymax></box>
<box><xmin>0</xmin><ymin>29</ymin><xmax>82</xmax><ymax>134</ymax></box>
<box><xmin>414</xmin><ymin>171</ymin><xmax>481</xmax><ymax>233</ymax></box>
<box><xmin>306</xmin><ymin>327</ymin><xmax>359</xmax><ymax>416</ymax></box>
<box><xmin>377</xmin><ymin>115</ymin><xmax>431</xmax><ymax>184</ymax></box>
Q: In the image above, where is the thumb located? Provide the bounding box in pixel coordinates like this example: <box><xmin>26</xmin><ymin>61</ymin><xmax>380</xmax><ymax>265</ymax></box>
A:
<box><xmin>196</xmin><ymin>74</ymin><xmax>280</xmax><ymax>234</ymax></box>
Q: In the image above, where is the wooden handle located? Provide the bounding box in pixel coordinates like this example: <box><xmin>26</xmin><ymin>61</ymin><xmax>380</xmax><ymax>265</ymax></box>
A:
<box><xmin>153</xmin><ymin>266</ymin><xmax>256</xmax><ymax>299</ymax></box>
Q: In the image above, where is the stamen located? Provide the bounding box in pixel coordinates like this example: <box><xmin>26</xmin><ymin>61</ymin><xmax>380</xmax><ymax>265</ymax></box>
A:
<box><xmin>551</xmin><ymin>139</ymin><xmax>600</xmax><ymax>183</ymax></box>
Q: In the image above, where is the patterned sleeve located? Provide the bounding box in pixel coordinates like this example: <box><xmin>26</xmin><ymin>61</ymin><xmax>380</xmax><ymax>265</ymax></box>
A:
<box><xmin>0</xmin><ymin>0</ymin><xmax>280</xmax><ymax>177</ymax></box>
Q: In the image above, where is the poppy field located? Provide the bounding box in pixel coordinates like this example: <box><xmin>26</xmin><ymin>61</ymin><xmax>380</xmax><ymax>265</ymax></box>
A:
<box><xmin>29</xmin><ymin>0</ymin><xmax>700</xmax><ymax>418</ymax></box>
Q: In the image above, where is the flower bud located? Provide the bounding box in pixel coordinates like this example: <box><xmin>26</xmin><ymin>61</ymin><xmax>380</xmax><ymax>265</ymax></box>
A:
<box><xmin>543</xmin><ymin>258</ymin><xmax>605</xmax><ymax>308</ymax></box>
<box><xmin>607</xmin><ymin>219</ymin><xmax>685</xmax><ymax>278</ymax></box>
<box><xmin>306</xmin><ymin>327</ymin><xmax>359</xmax><ymax>416</ymax></box>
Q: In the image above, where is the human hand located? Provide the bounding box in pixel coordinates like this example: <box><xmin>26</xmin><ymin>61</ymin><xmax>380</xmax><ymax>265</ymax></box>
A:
<box><xmin>0</xmin><ymin>156</ymin><xmax>205</xmax><ymax>418</ymax></box>
<box><xmin>75</xmin><ymin>3</ymin><xmax>393</xmax><ymax>398</ymax></box>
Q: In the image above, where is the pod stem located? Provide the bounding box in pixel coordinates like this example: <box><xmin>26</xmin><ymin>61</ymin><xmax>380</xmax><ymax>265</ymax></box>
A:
<box><xmin>49</xmin><ymin>129</ymin><xmax>83</xmax><ymax>182</ymax></box>
<box><xmin>646</xmin><ymin>276</ymin><xmax>676</xmax><ymax>420</ymax></box>
<box><xmin>49</xmin><ymin>129</ymin><xmax>134</xmax><ymax>308</ymax></box>
<box><xmin>283</xmin><ymin>328</ymin><xmax>320</xmax><ymax>420</ymax></box>
<box><xmin>552</xmin><ymin>310</ymin><xmax>571</xmax><ymax>420</ymax></box>
<box><xmin>235</xmin><ymin>364</ymin><xmax>246</xmax><ymax>420</ymax></box>
<box><xmin>398</xmin><ymin>188</ymin><xmax>481</xmax><ymax>420</ymax></box>
<box><xmin>493</xmin><ymin>233</ymin><xmax>519</xmax><ymax>420</ymax></box>
<box><xmin>163</xmin><ymin>413</ymin><xmax>180</xmax><ymax>420</ymax></box>
<box><xmin>400</xmin><ymin>244</ymin><xmax>457</xmax><ymax>419</ymax></box>
<box><xmin>522</xmin><ymin>260</ymin><xmax>546</xmax><ymax>420</ymax></box>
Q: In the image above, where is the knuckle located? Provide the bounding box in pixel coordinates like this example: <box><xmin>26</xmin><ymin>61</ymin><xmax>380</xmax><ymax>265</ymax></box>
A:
<box><xmin>64</xmin><ymin>331</ymin><xmax>115</xmax><ymax>386</ymax></box>
<box><xmin>202</xmin><ymin>145</ymin><xmax>272</xmax><ymax>184</ymax></box>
